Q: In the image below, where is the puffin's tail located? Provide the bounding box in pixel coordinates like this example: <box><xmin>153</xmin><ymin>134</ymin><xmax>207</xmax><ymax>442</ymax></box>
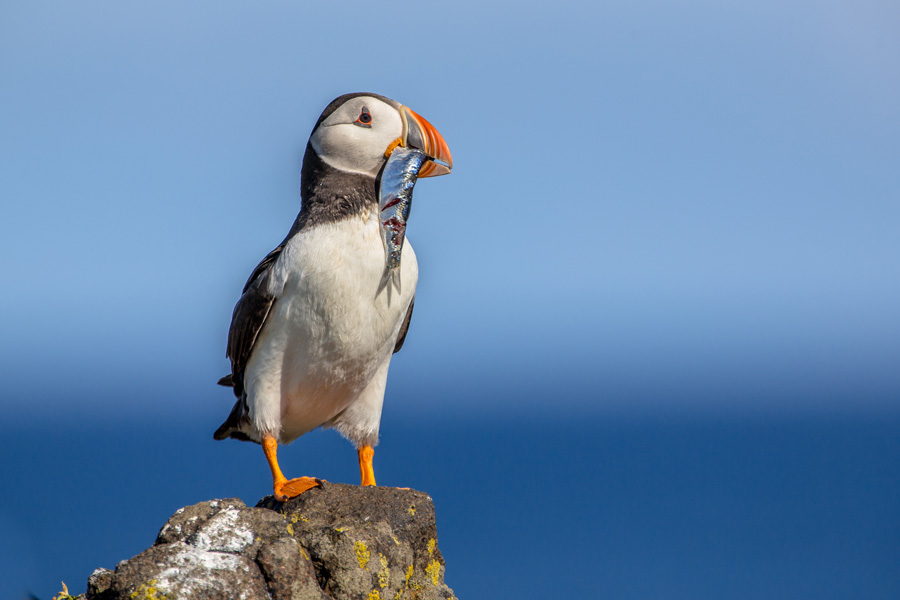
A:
<box><xmin>214</xmin><ymin>395</ymin><xmax>255</xmax><ymax>443</ymax></box>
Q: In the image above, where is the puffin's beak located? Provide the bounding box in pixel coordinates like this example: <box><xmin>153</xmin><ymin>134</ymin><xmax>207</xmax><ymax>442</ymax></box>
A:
<box><xmin>400</xmin><ymin>106</ymin><xmax>453</xmax><ymax>177</ymax></box>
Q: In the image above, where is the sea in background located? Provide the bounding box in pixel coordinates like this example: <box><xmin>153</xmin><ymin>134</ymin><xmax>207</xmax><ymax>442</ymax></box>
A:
<box><xmin>2</xmin><ymin>393</ymin><xmax>898</xmax><ymax>600</ymax></box>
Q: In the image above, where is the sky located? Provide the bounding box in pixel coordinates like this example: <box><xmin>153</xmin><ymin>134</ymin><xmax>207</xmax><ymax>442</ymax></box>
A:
<box><xmin>1</xmin><ymin>1</ymin><xmax>899</xmax><ymax>598</ymax></box>
<box><xmin>2</xmin><ymin>1</ymin><xmax>899</xmax><ymax>422</ymax></box>
<box><xmin>2</xmin><ymin>1</ymin><xmax>899</xmax><ymax>419</ymax></box>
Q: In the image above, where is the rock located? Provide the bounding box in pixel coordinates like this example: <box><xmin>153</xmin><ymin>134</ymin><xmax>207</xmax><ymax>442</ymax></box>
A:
<box><xmin>86</xmin><ymin>568</ymin><xmax>114</xmax><ymax>598</ymax></box>
<box><xmin>84</xmin><ymin>483</ymin><xmax>456</xmax><ymax>600</ymax></box>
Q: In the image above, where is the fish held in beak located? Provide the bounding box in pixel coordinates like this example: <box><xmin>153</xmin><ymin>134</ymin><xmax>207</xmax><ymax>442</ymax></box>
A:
<box><xmin>378</xmin><ymin>147</ymin><xmax>427</xmax><ymax>283</ymax></box>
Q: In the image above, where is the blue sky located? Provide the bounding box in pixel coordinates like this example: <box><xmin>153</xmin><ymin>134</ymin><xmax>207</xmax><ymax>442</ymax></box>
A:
<box><xmin>2</xmin><ymin>1</ymin><xmax>899</xmax><ymax>418</ymax></box>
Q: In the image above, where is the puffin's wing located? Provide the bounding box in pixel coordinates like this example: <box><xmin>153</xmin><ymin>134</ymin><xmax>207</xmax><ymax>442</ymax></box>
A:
<box><xmin>218</xmin><ymin>217</ymin><xmax>302</xmax><ymax>395</ymax></box>
<box><xmin>213</xmin><ymin>240</ymin><xmax>290</xmax><ymax>442</ymax></box>
<box><xmin>393</xmin><ymin>297</ymin><xmax>415</xmax><ymax>354</ymax></box>
<box><xmin>219</xmin><ymin>242</ymin><xmax>286</xmax><ymax>396</ymax></box>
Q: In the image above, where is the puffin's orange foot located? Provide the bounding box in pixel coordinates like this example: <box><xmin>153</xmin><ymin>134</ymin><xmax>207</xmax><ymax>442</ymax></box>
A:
<box><xmin>274</xmin><ymin>477</ymin><xmax>322</xmax><ymax>501</ymax></box>
<box><xmin>358</xmin><ymin>445</ymin><xmax>376</xmax><ymax>487</ymax></box>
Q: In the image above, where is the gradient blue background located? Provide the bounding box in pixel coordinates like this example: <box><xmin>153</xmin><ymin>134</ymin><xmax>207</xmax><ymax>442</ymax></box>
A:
<box><xmin>2</xmin><ymin>1</ymin><xmax>899</xmax><ymax>598</ymax></box>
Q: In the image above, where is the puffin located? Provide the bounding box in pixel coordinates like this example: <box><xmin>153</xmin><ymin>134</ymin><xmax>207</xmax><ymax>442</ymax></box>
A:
<box><xmin>215</xmin><ymin>93</ymin><xmax>452</xmax><ymax>501</ymax></box>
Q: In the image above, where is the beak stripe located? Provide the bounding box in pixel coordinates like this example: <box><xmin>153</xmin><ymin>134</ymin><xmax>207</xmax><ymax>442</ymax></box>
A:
<box><xmin>402</xmin><ymin>106</ymin><xmax>453</xmax><ymax>178</ymax></box>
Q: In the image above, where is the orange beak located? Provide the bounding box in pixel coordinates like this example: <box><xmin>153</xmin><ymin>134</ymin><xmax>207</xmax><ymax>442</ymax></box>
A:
<box><xmin>400</xmin><ymin>106</ymin><xmax>453</xmax><ymax>177</ymax></box>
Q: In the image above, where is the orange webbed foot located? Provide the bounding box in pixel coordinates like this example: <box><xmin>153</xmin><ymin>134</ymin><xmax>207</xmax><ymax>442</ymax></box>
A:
<box><xmin>274</xmin><ymin>476</ymin><xmax>322</xmax><ymax>501</ymax></box>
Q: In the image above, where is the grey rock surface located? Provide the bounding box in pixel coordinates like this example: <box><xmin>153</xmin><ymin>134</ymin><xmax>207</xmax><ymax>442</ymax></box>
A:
<box><xmin>84</xmin><ymin>484</ymin><xmax>456</xmax><ymax>600</ymax></box>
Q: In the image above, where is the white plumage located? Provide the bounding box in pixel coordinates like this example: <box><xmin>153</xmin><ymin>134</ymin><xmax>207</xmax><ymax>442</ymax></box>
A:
<box><xmin>243</xmin><ymin>212</ymin><xmax>418</xmax><ymax>446</ymax></box>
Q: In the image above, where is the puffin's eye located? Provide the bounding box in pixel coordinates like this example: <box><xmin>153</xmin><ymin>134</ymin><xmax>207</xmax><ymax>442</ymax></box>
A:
<box><xmin>355</xmin><ymin>107</ymin><xmax>372</xmax><ymax>127</ymax></box>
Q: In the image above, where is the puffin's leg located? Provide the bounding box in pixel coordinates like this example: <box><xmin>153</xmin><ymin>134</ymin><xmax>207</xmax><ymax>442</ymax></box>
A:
<box><xmin>262</xmin><ymin>434</ymin><xmax>321</xmax><ymax>501</ymax></box>
<box><xmin>358</xmin><ymin>445</ymin><xmax>376</xmax><ymax>486</ymax></box>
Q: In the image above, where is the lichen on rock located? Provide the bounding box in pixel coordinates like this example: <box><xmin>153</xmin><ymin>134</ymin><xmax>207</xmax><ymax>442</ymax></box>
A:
<box><xmin>82</xmin><ymin>483</ymin><xmax>455</xmax><ymax>600</ymax></box>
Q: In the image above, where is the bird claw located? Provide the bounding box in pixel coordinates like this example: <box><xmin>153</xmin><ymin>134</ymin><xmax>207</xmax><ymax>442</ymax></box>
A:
<box><xmin>274</xmin><ymin>476</ymin><xmax>323</xmax><ymax>501</ymax></box>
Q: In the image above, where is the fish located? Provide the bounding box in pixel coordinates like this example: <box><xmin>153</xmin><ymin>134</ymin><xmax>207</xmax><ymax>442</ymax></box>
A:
<box><xmin>378</xmin><ymin>147</ymin><xmax>428</xmax><ymax>288</ymax></box>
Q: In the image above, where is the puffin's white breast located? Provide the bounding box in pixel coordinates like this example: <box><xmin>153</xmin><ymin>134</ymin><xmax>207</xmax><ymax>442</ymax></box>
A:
<box><xmin>244</xmin><ymin>211</ymin><xmax>418</xmax><ymax>442</ymax></box>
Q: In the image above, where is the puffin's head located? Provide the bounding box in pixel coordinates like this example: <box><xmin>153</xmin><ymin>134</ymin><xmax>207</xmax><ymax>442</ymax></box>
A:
<box><xmin>309</xmin><ymin>93</ymin><xmax>452</xmax><ymax>179</ymax></box>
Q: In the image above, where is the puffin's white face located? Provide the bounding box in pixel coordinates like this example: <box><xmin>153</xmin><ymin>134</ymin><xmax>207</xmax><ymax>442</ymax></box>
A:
<box><xmin>310</xmin><ymin>96</ymin><xmax>404</xmax><ymax>177</ymax></box>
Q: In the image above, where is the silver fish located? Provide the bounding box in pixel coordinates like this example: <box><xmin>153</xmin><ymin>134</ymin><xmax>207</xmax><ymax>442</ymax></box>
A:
<box><xmin>378</xmin><ymin>147</ymin><xmax>428</xmax><ymax>275</ymax></box>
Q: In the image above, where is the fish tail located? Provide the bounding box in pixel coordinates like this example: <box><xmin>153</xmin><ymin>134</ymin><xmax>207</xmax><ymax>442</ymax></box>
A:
<box><xmin>377</xmin><ymin>266</ymin><xmax>402</xmax><ymax>299</ymax></box>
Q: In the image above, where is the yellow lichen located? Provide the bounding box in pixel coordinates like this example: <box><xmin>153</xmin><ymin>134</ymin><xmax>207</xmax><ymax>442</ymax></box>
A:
<box><xmin>425</xmin><ymin>560</ymin><xmax>441</xmax><ymax>586</ymax></box>
<box><xmin>403</xmin><ymin>563</ymin><xmax>420</xmax><ymax>591</ymax></box>
<box><xmin>376</xmin><ymin>553</ymin><xmax>390</xmax><ymax>588</ymax></box>
<box><xmin>286</xmin><ymin>523</ymin><xmax>294</xmax><ymax>536</ymax></box>
<box><xmin>130</xmin><ymin>580</ymin><xmax>166</xmax><ymax>600</ymax></box>
<box><xmin>299</xmin><ymin>546</ymin><xmax>310</xmax><ymax>561</ymax></box>
<box><xmin>426</xmin><ymin>538</ymin><xmax>436</xmax><ymax>555</ymax></box>
<box><xmin>335</xmin><ymin>526</ymin><xmax>348</xmax><ymax>532</ymax></box>
<box><xmin>390</xmin><ymin>534</ymin><xmax>401</xmax><ymax>546</ymax></box>
<box><xmin>367</xmin><ymin>590</ymin><xmax>381</xmax><ymax>600</ymax></box>
<box><xmin>407</xmin><ymin>505</ymin><xmax>416</xmax><ymax>516</ymax></box>
<box><xmin>355</xmin><ymin>540</ymin><xmax>370</xmax><ymax>569</ymax></box>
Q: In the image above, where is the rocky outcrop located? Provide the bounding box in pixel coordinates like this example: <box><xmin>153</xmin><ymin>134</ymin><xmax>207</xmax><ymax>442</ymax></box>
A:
<box><xmin>84</xmin><ymin>483</ymin><xmax>456</xmax><ymax>600</ymax></box>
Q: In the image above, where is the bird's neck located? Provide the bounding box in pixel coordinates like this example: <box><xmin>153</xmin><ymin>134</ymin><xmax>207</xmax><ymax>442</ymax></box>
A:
<box><xmin>298</xmin><ymin>144</ymin><xmax>378</xmax><ymax>228</ymax></box>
